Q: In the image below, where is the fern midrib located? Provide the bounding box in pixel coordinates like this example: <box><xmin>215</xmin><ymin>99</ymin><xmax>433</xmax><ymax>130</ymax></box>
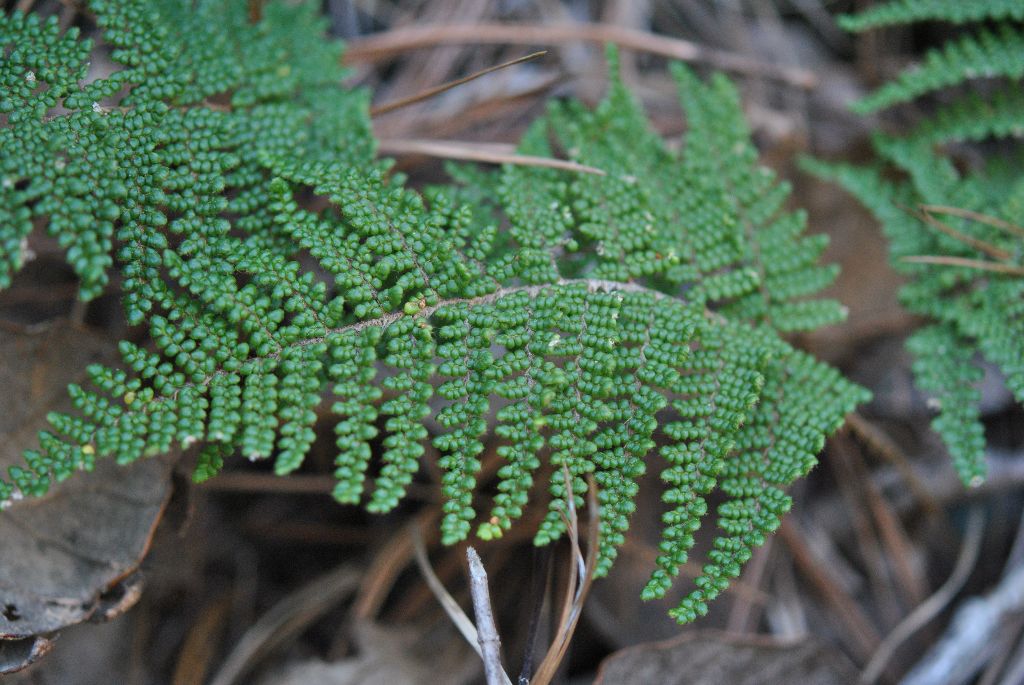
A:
<box><xmin>82</xmin><ymin>277</ymin><xmax>678</xmax><ymax>455</ymax></box>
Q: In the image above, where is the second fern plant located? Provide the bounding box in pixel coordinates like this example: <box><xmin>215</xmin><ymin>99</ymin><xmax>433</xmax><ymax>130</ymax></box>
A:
<box><xmin>806</xmin><ymin>0</ymin><xmax>1024</xmax><ymax>485</ymax></box>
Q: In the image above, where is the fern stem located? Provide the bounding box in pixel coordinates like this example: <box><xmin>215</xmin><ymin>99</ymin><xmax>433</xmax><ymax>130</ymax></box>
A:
<box><xmin>307</xmin><ymin>278</ymin><xmax>669</xmax><ymax>342</ymax></box>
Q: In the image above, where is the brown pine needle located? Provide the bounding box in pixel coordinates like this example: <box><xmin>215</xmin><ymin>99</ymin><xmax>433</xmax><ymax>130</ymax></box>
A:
<box><xmin>345</xmin><ymin>23</ymin><xmax>817</xmax><ymax>89</ymax></box>
<box><xmin>920</xmin><ymin>204</ymin><xmax>1024</xmax><ymax>239</ymax></box>
<box><xmin>371</xmin><ymin>51</ymin><xmax>547</xmax><ymax>117</ymax></box>
<box><xmin>377</xmin><ymin>138</ymin><xmax>606</xmax><ymax>175</ymax></box>
<box><xmin>531</xmin><ymin>469</ymin><xmax>600</xmax><ymax>685</ymax></box>
<box><xmin>907</xmin><ymin>205</ymin><xmax>1013</xmax><ymax>261</ymax></box>
<box><xmin>903</xmin><ymin>255</ymin><xmax>1024</xmax><ymax>275</ymax></box>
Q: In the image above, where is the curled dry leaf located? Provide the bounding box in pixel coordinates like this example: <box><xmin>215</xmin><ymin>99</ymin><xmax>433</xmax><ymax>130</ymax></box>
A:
<box><xmin>0</xmin><ymin>324</ymin><xmax>174</xmax><ymax>673</ymax></box>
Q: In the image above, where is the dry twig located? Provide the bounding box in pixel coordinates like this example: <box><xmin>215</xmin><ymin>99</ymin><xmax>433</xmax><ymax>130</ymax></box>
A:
<box><xmin>467</xmin><ymin>547</ymin><xmax>509</xmax><ymax>685</ymax></box>
<box><xmin>345</xmin><ymin>23</ymin><xmax>817</xmax><ymax>88</ymax></box>
<box><xmin>411</xmin><ymin>527</ymin><xmax>514</xmax><ymax>685</ymax></box>
<box><xmin>919</xmin><ymin>204</ymin><xmax>1024</xmax><ymax>239</ymax></box>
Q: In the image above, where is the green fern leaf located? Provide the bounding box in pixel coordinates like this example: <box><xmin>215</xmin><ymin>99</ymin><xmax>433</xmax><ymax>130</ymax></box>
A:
<box><xmin>0</xmin><ymin>7</ymin><xmax>865</xmax><ymax>623</ymax></box>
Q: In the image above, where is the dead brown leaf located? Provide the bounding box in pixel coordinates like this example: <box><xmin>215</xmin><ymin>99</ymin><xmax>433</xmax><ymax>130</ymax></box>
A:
<box><xmin>0</xmin><ymin>324</ymin><xmax>174</xmax><ymax>673</ymax></box>
<box><xmin>594</xmin><ymin>630</ymin><xmax>859</xmax><ymax>685</ymax></box>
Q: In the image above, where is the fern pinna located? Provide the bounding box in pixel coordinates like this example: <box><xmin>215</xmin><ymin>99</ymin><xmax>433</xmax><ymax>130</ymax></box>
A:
<box><xmin>0</xmin><ymin>2</ymin><xmax>866</xmax><ymax>622</ymax></box>
<box><xmin>805</xmin><ymin>0</ymin><xmax>1024</xmax><ymax>486</ymax></box>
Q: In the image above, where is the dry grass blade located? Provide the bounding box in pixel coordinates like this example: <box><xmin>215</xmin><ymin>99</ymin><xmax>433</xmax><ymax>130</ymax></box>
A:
<box><xmin>207</xmin><ymin>564</ymin><xmax>360</xmax><ymax>685</ymax></box>
<box><xmin>171</xmin><ymin>596</ymin><xmax>233</xmax><ymax>685</ymax></box>
<box><xmin>411</xmin><ymin>528</ymin><xmax>514</xmax><ymax>685</ymax></box>
<box><xmin>920</xmin><ymin>204</ymin><xmax>1024</xmax><ymax>239</ymax></box>
<box><xmin>344</xmin><ymin>23</ymin><xmax>817</xmax><ymax>88</ymax></box>
<box><xmin>371</xmin><ymin>50</ymin><xmax>547</xmax><ymax>117</ymax></box>
<box><xmin>859</xmin><ymin>507</ymin><xmax>986</xmax><ymax>685</ymax></box>
<box><xmin>846</xmin><ymin>414</ymin><xmax>941</xmax><ymax>517</ymax></box>
<box><xmin>352</xmin><ymin>511</ymin><xmax>438</xmax><ymax>621</ymax></box>
<box><xmin>377</xmin><ymin>138</ymin><xmax>606</xmax><ymax>175</ymax></box>
<box><xmin>902</xmin><ymin>255</ymin><xmax>1024</xmax><ymax>276</ymax></box>
<box><xmin>779</xmin><ymin>518</ymin><xmax>881</xmax><ymax>662</ymax></box>
<box><xmin>531</xmin><ymin>469</ymin><xmax>600</xmax><ymax>685</ymax></box>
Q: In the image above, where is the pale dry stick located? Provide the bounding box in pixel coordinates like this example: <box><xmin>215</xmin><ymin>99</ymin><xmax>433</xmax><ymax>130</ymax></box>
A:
<box><xmin>467</xmin><ymin>547</ymin><xmax>510</xmax><ymax>685</ymax></box>
<box><xmin>976</xmin><ymin>612</ymin><xmax>1024</xmax><ymax>685</ymax></box>
<box><xmin>410</xmin><ymin>527</ymin><xmax>515</xmax><ymax>685</ymax></box>
<box><xmin>344</xmin><ymin>23</ymin><xmax>817</xmax><ymax>89</ymax></box>
<box><xmin>977</xmin><ymin>508</ymin><xmax>1024</xmax><ymax>685</ymax></box>
<box><xmin>902</xmin><ymin>255</ymin><xmax>1024</xmax><ymax>276</ymax></box>
<box><xmin>859</xmin><ymin>507</ymin><xmax>986</xmax><ymax>685</ymax></box>
<box><xmin>901</xmin><ymin>530</ymin><xmax>1024</xmax><ymax>685</ymax></box>
<box><xmin>371</xmin><ymin>51</ymin><xmax>547</xmax><ymax>116</ymax></box>
<box><xmin>920</xmin><ymin>204</ymin><xmax>1024</xmax><ymax>239</ymax></box>
<box><xmin>376</xmin><ymin>138</ymin><xmax>606</xmax><ymax>175</ymax></box>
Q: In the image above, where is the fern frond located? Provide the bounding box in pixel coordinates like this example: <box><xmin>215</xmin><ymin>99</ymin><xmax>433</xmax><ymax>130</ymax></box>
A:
<box><xmin>854</xmin><ymin>23</ymin><xmax>1024</xmax><ymax>114</ymax></box>
<box><xmin>906</xmin><ymin>88</ymin><xmax>1024</xmax><ymax>147</ymax></box>
<box><xmin>809</xmin><ymin>0</ymin><xmax>1024</xmax><ymax>485</ymax></box>
<box><xmin>840</xmin><ymin>0</ymin><xmax>1024</xmax><ymax>31</ymax></box>
<box><xmin>0</xmin><ymin>8</ymin><xmax>865</xmax><ymax>623</ymax></box>
<box><xmin>906</xmin><ymin>326</ymin><xmax>986</xmax><ymax>484</ymax></box>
